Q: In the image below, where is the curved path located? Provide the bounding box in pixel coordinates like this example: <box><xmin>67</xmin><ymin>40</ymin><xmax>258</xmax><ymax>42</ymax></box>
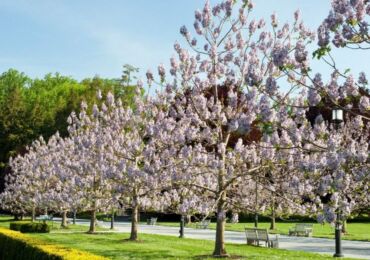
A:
<box><xmin>59</xmin><ymin>219</ymin><xmax>370</xmax><ymax>259</ymax></box>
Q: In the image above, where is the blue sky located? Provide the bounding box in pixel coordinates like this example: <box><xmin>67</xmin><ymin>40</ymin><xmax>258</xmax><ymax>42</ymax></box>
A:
<box><xmin>0</xmin><ymin>0</ymin><xmax>368</xmax><ymax>81</ymax></box>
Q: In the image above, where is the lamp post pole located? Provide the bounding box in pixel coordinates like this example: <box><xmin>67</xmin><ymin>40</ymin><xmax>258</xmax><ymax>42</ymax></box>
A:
<box><xmin>332</xmin><ymin>108</ymin><xmax>344</xmax><ymax>258</ymax></box>
<box><xmin>334</xmin><ymin>212</ymin><xmax>343</xmax><ymax>257</ymax></box>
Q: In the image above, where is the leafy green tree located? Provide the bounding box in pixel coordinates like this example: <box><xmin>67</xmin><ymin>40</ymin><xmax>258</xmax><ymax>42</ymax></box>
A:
<box><xmin>0</xmin><ymin>68</ymin><xmax>140</xmax><ymax>194</ymax></box>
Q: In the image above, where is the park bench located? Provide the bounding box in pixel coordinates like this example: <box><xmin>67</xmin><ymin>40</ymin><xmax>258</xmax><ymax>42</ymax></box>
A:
<box><xmin>245</xmin><ymin>228</ymin><xmax>279</xmax><ymax>248</ymax></box>
<box><xmin>196</xmin><ymin>219</ymin><xmax>211</xmax><ymax>229</ymax></box>
<box><xmin>36</xmin><ymin>214</ymin><xmax>53</xmax><ymax>222</ymax></box>
<box><xmin>146</xmin><ymin>217</ymin><xmax>157</xmax><ymax>225</ymax></box>
<box><xmin>289</xmin><ymin>223</ymin><xmax>313</xmax><ymax>237</ymax></box>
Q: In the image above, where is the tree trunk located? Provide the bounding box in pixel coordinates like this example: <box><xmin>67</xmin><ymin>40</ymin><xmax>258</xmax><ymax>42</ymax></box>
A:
<box><xmin>129</xmin><ymin>203</ymin><xmax>139</xmax><ymax>240</ymax></box>
<box><xmin>270</xmin><ymin>215</ymin><xmax>276</xmax><ymax>230</ymax></box>
<box><xmin>342</xmin><ymin>219</ymin><xmax>347</xmax><ymax>234</ymax></box>
<box><xmin>31</xmin><ymin>207</ymin><xmax>36</xmax><ymax>222</ymax></box>
<box><xmin>88</xmin><ymin>209</ymin><xmax>96</xmax><ymax>233</ymax></box>
<box><xmin>110</xmin><ymin>209</ymin><xmax>115</xmax><ymax>230</ymax></box>
<box><xmin>186</xmin><ymin>215</ymin><xmax>192</xmax><ymax>225</ymax></box>
<box><xmin>179</xmin><ymin>215</ymin><xmax>185</xmax><ymax>238</ymax></box>
<box><xmin>73</xmin><ymin>209</ymin><xmax>76</xmax><ymax>225</ymax></box>
<box><xmin>213</xmin><ymin>191</ymin><xmax>228</xmax><ymax>257</ymax></box>
<box><xmin>270</xmin><ymin>199</ymin><xmax>276</xmax><ymax>230</ymax></box>
<box><xmin>61</xmin><ymin>210</ymin><xmax>68</xmax><ymax>228</ymax></box>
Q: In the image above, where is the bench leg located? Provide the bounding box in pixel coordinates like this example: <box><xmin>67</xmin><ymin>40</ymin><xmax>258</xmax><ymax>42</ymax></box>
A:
<box><xmin>247</xmin><ymin>239</ymin><xmax>257</xmax><ymax>246</ymax></box>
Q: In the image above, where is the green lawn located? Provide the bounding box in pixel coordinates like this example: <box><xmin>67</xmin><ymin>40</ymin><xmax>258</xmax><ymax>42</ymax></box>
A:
<box><xmin>0</xmin><ymin>216</ymin><xmax>357</xmax><ymax>259</ymax></box>
<box><xmin>156</xmin><ymin>221</ymin><xmax>370</xmax><ymax>242</ymax></box>
<box><xmin>24</xmin><ymin>232</ymin><xmax>356</xmax><ymax>260</ymax></box>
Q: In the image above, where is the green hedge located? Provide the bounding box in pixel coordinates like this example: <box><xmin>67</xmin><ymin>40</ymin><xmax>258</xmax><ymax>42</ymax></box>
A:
<box><xmin>9</xmin><ymin>222</ymin><xmax>50</xmax><ymax>233</ymax></box>
<box><xmin>76</xmin><ymin>211</ymin><xmax>107</xmax><ymax>221</ymax></box>
<box><xmin>9</xmin><ymin>222</ymin><xmax>23</xmax><ymax>231</ymax></box>
<box><xmin>0</xmin><ymin>227</ymin><xmax>107</xmax><ymax>260</ymax></box>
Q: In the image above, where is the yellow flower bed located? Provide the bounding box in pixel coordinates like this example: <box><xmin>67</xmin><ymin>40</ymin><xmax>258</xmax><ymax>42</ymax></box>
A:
<box><xmin>0</xmin><ymin>227</ymin><xmax>108</xmax><ymax>260</ymax></box>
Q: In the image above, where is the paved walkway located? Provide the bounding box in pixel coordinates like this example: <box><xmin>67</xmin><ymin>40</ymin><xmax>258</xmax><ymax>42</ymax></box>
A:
<box><xmin>57</xmin><ymin>218</ymin><xmax>370</xmax><ymax>259</ymax></box>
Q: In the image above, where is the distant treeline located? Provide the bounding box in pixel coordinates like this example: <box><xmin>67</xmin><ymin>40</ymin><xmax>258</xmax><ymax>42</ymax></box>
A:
<box><xmin>0</xmin><ymin>68</ymin><xmax>138</xmax><ymax>192</ymax></box>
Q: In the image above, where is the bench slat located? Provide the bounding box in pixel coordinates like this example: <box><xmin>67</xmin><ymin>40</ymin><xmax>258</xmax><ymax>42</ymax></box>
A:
<box><xmin>244</xmin><ymin>227</ymin><xmax>279</xmax><ymax>248</ymax></box>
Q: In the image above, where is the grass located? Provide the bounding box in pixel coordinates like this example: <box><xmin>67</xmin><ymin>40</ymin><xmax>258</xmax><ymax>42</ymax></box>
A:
<box><xmin>157</xmin><ymin>221</ymin><xmax>370</xmax><ymax>242</ymax></box>
<box><xmin>0</xmin><ymin>216</ymin><xmax>357</xmax><ymax>260</ymax></box>
<box><xmin>25</xmin><ymin>232</ymin><xmax>356</xmax><ymax>260</ymax></box>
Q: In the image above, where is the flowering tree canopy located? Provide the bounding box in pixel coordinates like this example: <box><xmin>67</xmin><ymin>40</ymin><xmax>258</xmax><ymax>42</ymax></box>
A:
<box><xmin>0</xmin><ymin>0</ymin><xmax>368</xmax><ymax>258</ymax></box>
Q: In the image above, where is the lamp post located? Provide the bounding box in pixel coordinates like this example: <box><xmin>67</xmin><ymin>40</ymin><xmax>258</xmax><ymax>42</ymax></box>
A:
<box><xmin>332</xmin><ymin>108</ymin><xmax>344</xmax><ymax>258</ymax></box>
<box><xmin>334</xmin><ymin>212</ymin><xmax>343</xmax><ymax>258</ymax></box>
<box><xmin>332</xmin><ymin>109</ymin><xmax>343</xmax><ymax>130</ymax></box>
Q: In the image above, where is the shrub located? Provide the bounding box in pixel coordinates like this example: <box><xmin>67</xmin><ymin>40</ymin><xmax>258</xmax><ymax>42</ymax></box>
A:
<box><xmin>0</xmin><ymin>227</ymin><xmax>107</xmax><ymax>260</ymax></box>
<box><xmin>10</xmin><ymin>222</ymin><xmax>50</xmax><ymax>233</ymax></box>
<box><xmin>20</xmin><ymin>223</ymin><xmax>50</xmax><ymax>233</ymax></box>
<box><xmin>9</xmin><ymin>222</ymin><xmax>23</xmax><ymax>231</ymax></box>
<box><xmin>77</xmin><ymin>211</ymin><xmax>107</xmax><ymax>221</ymax></box>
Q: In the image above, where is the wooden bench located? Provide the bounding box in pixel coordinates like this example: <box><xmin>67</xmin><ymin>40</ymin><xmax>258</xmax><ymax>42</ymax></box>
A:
<box><xmin>146</xmin><ymin>217</ymin><xmax>157</xmax><ymax>225</ymax></box>
<box><xmin>244</xmin><ymin>228</ymin><xmax>279</xmax><ymax>248</ymax></box>
<box><xmin>36</xmin><ymin>214</ymin><xmax>53</xmax><ymax>222</ymax></box>
<box><xmin>196</xmin><ymin>219</ymin><xmax>211</xmax><ymax>229</ymax></box>
<box><xmin>289</xmin><ymin>223</ymin><xmax>313</xmax><ymax>237</ymax></box>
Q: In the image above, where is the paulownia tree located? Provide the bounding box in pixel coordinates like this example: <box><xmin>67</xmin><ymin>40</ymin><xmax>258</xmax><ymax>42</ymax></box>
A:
<box><xmin>144</xmin><ymin>0</ymin><xmax>316</xmax><ymax>256</ymax></box>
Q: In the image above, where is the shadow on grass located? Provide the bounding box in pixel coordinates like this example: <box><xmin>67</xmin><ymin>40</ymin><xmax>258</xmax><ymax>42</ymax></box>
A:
<box><xmin>102</xmin><ymin>250</ymin><xmax>178</xmax><ymax>260</ymax></box>
<box><xmin>121</xmin><ymin>238</ymin><xmax>145</xmax><ymax>243</ymax></box>
<box><xmin>0</xmin><ymin>219</ymin><xmax>12</xmax><ymax>223</ymax></box>
<box><xmin>193</xmin><ymin>255</ymin><xmax>245</xmax><ymax>259</ymax></box>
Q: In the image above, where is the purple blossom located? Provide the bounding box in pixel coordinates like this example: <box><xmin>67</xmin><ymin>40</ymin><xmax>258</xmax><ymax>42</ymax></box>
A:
<box><xmin>194</xmin><ymin>21</ymin><xmax>202</xmax><ymax>35</ymax></box>
<box><xmin>195</xmin><ymin>9</ymin><xmax>202</xmax><ymax>21</ymax></box>
<box><xmin>191</xmin><ymin>38</ymin><xmax>197</xmax><ymax>46</ymax></box>
<box><xmin>317</xmin><ymin>24</ymin><xmax>330</xmax><ymax>47</ymax></box>
<box><xmin>343</xmin><ymin>75</ymin><xmax>359</xmax><ymax>96</ymax></box>
<box><xmin>358</xmin><ymin>72</ymin><xmax>368</xmax><ymax>85</ymax></box>
<box><xmin>249</xmin><ymin>19</ymin><xmax>257</xmax><ymax>34</ymax></box>
<box><xmin>180</xmin><ymin>25</ymin><xmax>188</xmax><ymax>37</ymax></box>
<box><xmin>228</xmin><ymin>120</ymin><xmax>239</xmax><ymax>132</ymax></box>
<box><xmin>158</xmin><ymin>63</ymin><xmax>166</xmax><ymax>80</ymax></box>
<box><xmin>359</xmin><ymin>96</ymin><xmax>369</xmax><ymax>112</ymax></box>
<box><xmin>308</xmin><ymin>88</ymin><xmax>322</xmax><ymax>106</ymax></box>
<box><xmin>294</xmin><ymin>9</ymin><xmax>301</xmax><ymax>21</ymax></box>
<box><xmin>271</xmin><ymin>12</ymin><xmax>278</xmax><ymax>27</ymax></box>
<box><xmin>294</xmin><ymin>40</ymin><xmax>308</xmax><ymax>63</ymax></box>
<box><xmin>272</xmin><ymin>44</ymin><xmax>289</xmax><ymax>67</ymax></box>
<box><xmin>146</xmin><ymin>69</ymin><xmax>154</xmax><ymax>85</ymax></box>
<box><xmin>202</xmin><ymin>0</ymin><xmax>211</xmax><ymax>27</ymax></box>
<box><xmin>265</xmin><ymin>77</ymin><xmax>278</xmax><ymax>95</ymax></box>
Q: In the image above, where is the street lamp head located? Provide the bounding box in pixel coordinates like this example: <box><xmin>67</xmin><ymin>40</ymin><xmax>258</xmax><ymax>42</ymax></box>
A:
<box><xmin>332</xmin><ymin>109</ymin><xmax>343</xmax><ymax>122</ymax></box>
